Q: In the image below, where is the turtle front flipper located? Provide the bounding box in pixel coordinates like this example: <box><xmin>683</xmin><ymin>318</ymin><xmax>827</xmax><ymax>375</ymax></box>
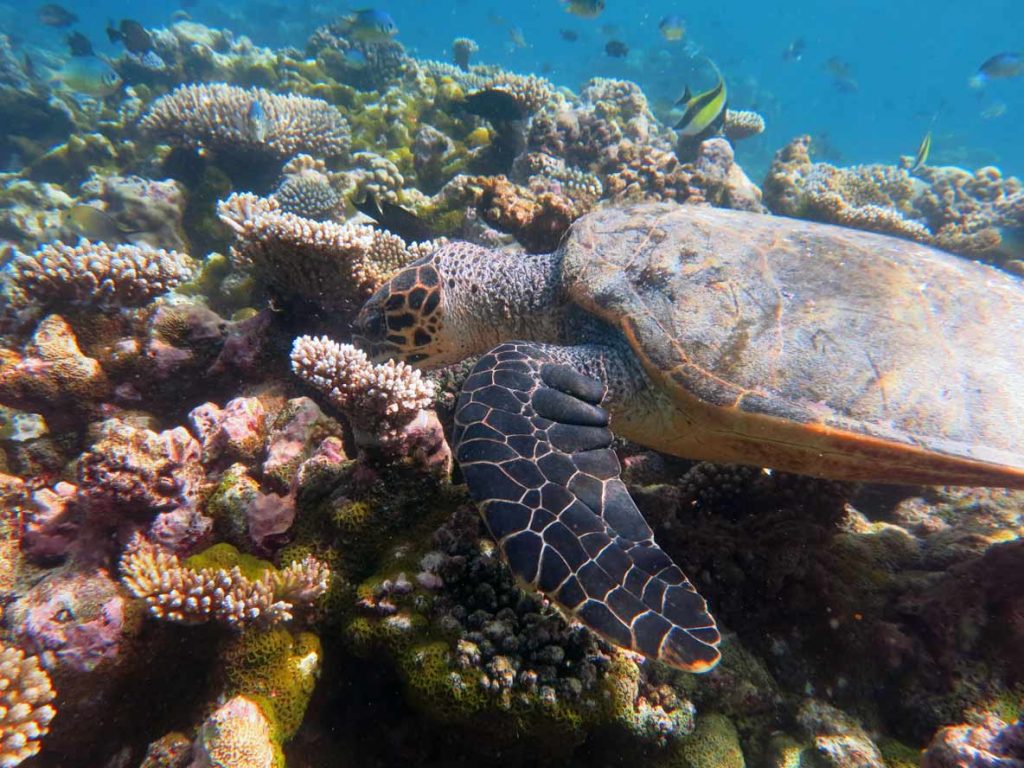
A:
<box><xmin>453</xmin><ymin>342</ymin><xmax>721</xmax><ymax>672</ymax></box>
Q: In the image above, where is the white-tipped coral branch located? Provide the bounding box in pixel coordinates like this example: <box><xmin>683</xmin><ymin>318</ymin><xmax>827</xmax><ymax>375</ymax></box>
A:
<box><xmin>7</xmin><ymin>240</ymin><xmax>195</xmax><ymax>308</ymax></box>
<box><xmin>140</xmin><ymin>83</ymin><xmax>351</xmax><ymax>160</ymax></box>
<box><xmin>290</xmin><ymin>335</ymin><xmax>435</xmax><ymax>442</ymax></box>
<box><xmin>120</xmin><ymin>538</ymin><xmax>329</xmax><ymax>629</ymax></box>
<box><xmin>0</xmin><ymin>642</ymin><xmax>56</xmax><ymax>768</ymax></box>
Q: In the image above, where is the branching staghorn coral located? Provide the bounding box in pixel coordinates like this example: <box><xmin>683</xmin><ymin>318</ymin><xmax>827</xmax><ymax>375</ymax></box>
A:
<box><xmin>140</xmin><ymin>83</ymin><xmax>351</xmax><ymax>160</ymax></box>
<box><xmin>7</xmin><ymin>240</ymin><xmax>195</xmax><ymax>308</ymax></box>
<box><xmin>290</xmin><ymin>335</ymin><xmax>435</xmax><ymax>443</ymax></box>
<box><xmin>120</xmin><ymin>537</ymin><xmax>330</xmax><ymax>629</ymax></box>
<box><xmin>218</xmin><ymin>192</ymin><xmax>417</xmax><ymax>312</ymax></box>
<box><xmin>0</xmin><ymin>642</ymin><xmax>56</xmax><ymax>768</ymax></box>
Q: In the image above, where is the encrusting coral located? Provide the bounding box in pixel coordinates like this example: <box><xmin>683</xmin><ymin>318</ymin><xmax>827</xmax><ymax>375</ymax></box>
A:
<box><xmin>290</xmin><ymin>334</ymin><xmax>435</xmax><ymax>445</ymax></box>
<box><xmin>0</xmin><ymin>641</ymin><xmax>56</xmax><ymax>768</ymax></box>
<box><xmin>140</xmin><ymin>83</ymin><xmax>351</xmax><ymax>161</ymax></box>
<box><xmin>120</xmin><ymin>538</ymin><xmax>330</xmax><ymax>629</ymax></box>
<box><xmin>6</xmin><ymin>240</ymin><xmax>195</xmax><ymax>308</ymax></box>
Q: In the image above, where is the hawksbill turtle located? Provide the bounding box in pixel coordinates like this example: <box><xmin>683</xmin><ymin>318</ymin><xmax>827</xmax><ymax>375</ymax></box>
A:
<box><xmin>353</xmin><ymin>202</ymin><xmax>1024</xmax><ymax>673</ymax></box>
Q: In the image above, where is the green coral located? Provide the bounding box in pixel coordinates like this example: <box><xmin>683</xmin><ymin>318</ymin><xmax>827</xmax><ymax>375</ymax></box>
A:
<box><xmin>672</xmin><ymin>713</ymin><xmax>746</xmax><ymax>768</ymax></box>
<box><xmin>185</xmin><ymin>542</ymin><xmax>276</xmax><ymax>581</ymax></box>
<box><xmin>221</xmin><ymin>628</ymin><xmax>322</xmax><ymax>743</ymax></box>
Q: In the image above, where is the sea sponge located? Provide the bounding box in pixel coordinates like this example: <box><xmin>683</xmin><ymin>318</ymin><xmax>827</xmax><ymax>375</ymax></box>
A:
<box><xmin>7</xmin><ymin>240</ymin><xmax>195</xmax><ymax>309</ymax></box>
<box><xmin>120</xmin><ymin>538</ymin><xmax>330</xmax><ymax>629</ymax></box>
<box><xmin>290</xmin><ymin>335</ymin><xmax>434</xmax><ymax>445</ymax></box>
<box><xmin>140</xmin><ymin>83</ymin><xmax>350</xmax><ymax>160</ymax></box>
<box><xmin>0</xmin><ymin>641</ymin><xmax>56</xmax><ymax>768</ymax></box>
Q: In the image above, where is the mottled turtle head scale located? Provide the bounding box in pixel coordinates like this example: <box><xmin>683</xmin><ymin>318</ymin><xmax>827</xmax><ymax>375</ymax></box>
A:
<box><xmin>355</xmin><ymin>241</ymin><xmax>567</xmax><ymax>368</ymax></box>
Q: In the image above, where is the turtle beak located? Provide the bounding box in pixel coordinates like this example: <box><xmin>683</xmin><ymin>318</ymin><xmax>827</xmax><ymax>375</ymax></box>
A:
<box><xmin>352</xmin><ymin>297</ymin><xmax>397</xmax><ymax>362</ymax></box>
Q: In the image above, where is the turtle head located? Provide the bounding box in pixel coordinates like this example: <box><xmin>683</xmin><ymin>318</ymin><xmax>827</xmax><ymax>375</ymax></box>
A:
<box><xmin>355</xmin><ymin>242</ymin><xmax>564</xmax><ymax>367</ymax></box>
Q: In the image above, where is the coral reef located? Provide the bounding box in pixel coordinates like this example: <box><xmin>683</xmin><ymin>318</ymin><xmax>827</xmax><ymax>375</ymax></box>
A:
<box><xmin>763</xmin><ymin>135</ymin><xmax>1024</xmax><ymax>269</ymax></box>
<box><xmin>140</xmin><ymin>83</ymin><xmax>351</xmax><ymax>161</ymax></box>
<box><xmin>0</xmin><ymin>12</ymin><xmax>1021</xmax><ymax>768</ymax></box>
<box><xmin>121</xmin><ymin>538</ymin><xmax>329</xmax><ymax>629</ymax></box>
<box><xmin>0</xmin><ymin>642</ymin><xmax>56</xmax><ymax>768</ymax></box>
<box><xmin>6</xmin><ymin>240</ymin><xmax>195</xmax><ymax>308</ymax></box>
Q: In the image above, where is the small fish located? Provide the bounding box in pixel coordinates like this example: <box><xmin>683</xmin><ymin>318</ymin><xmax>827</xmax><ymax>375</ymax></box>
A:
<box><xmin>61</xmin><ymin>205</ymin><xmax>136</xmax><ymax>243</ymax></box>
<box><xmin>342</xmin><ymin>9</ymin><xmax>398</xmax><ymax>44</ymax></box>
<box><xmin>604</xmin><ymin>39</ymin><xmax>628</xmax><ymax>58</ymax></box>
<box><xmin>65</xmin><ymin>31</ymin><xmax>94</xmax><ymax>57</ymax></box>
<box><xmin>910</xmin><ymin>131</ymin><xmax>931</xmax><ymax>172</ymax></box>
<box><xmin>180</xmin><ymin>0</ymin><xmax>199</xmax><ymax>7</ymax></box>
<box><xmin>559</xmin><ymin>28</ymin><xmax>579</xmax><ymax>42</ymax></box>
<box><xmin>508</xmin><ymin>26</ymin><xmax>527</xmax><ymax>50</ymax></box>
<box><xmin>106</xmin><ymin>19</ymin><xmax>154</xmax><ymax>55</ymax></box>
<box><xmin>970</xmin><ymin>52</ymin><xmax>1024</xmax><ymax>88</ymax></box>
<box><xmin>356</xmin><ymin>195</ymin><xmax>434</xmax><ymax>243</ymax></box>
<box><xmin>49</xmin><ymin>56</ymin><xmax>123</xmax><ymax>97</ymax></box>
<box><xmin>247</xmin><ymin>99</ymin><xmax>268</xmax><ymax>142</ymax></box>
<box><xmin>658</xmin><ymin>15</ymin><xmax>685</xmax><ymax>42</ymax></box>
<box><xmin>599</xmin><ymin>23</ymin><xmax>619</xmax><ymax>36</ymax></box>
<box><xmin>461</xmin><ymin>88</ymin><xmax>529</xmax><ymax>122</ymax></box>
<box><xmin>824</xmin><ymin>56</ymin><xmax>858</xmax><ymax>93</ymax></box>
<box><xmin>981</xmin><ymin>101</ymin><xmax>1007</xmax><ymax>120</ymax></box>
<box><xmin>674</xmin><ymin>62</ymin><xmax>728</xmax><ymax>139</ymax></box>
<box><xmin>563</xmin><ymin>0</ymin><xmax>604</xmax><ymax>18</ymax></box>
<box><xmin>782</xmin><ymin>37</ymin><xmax>805</xmax><ymax>62</ymax></box>
<box><xmin>38</xmin><ymin>4</ymin><xmax>78</xmax><ymax>27</ymax></box>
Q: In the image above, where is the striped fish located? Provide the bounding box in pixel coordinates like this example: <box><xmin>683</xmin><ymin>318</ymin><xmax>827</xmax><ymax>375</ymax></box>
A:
<box><xmin>674</xmin><ymin>65</ymin><xmax>728</xmax><ymax>139</ymax></box>
<box><xmin>911</xmin><ymin>130</ymin><xmax>931</xmax><ymax>172</ymax></box>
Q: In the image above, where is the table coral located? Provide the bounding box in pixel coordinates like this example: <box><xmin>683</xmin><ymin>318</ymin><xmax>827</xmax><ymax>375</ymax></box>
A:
<box><xmin>121</xmin><ymin>538</ymin><xmax>329</xmax><ymax>629</ymax></box>
<box><xmin>0</xmin><ymin>641</ymin><xmax>56</xmax><ymax>768</ymax></box>
<box><xmin>7</xmin><ymin>240</ymin><xmax>194</xmax><ymax>309</ymax></box>
<box><xmin>219</xmin><ymin>193</ymin><xmax>418</xmax><ymax>314</ymax></box>
<box><xmin>140</xmin><ymin>83</ymin><xmax>351</xmax><ymax>161</ymax></box>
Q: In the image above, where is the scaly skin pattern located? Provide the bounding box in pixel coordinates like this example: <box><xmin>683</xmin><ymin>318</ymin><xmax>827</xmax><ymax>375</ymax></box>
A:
<box><xmin>452</xmin><ymin>343</ymin><xmax>720</xmax><ymax>671</ymax></box>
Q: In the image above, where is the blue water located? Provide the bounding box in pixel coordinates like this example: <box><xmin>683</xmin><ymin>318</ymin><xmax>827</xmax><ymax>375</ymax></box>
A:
<box><xmin>8</xmin><ymin>0</ymin><xmax>1023</xmax><ymax>179</ymax></box>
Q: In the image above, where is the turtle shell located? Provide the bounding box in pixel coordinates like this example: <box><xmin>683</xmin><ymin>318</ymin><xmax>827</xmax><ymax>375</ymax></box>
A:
<box><xmin>561</xmin><ymin>203</ymin><xmax>1024</xmax><ymax>487</ymax></box>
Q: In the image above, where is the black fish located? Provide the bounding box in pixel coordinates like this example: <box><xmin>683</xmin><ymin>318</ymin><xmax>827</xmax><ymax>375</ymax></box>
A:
<box><xmin>604</xmin><ymin>39</ymin><xmax>628</xmax><ymax>58</ymax></box>
<box><xmin>106</xmin><ymin>19</ymin><xmax>153</xmax><ymax>54</ymax></box>
<box><xmin>356</xmin><ymin>195</ymin><xmax>435</xmax><ymax>243</ymax></box>
<box><xmin>461</xmin><ymin>88</ymin><xmax>529</xmax><ymax>122</ymax></box>
<box><xmin>38</xmin><ymin>4</ymin><xmax>78</xmax><ymax>27</ymax></box>
<box><xmin>65</xmin><ymin>31</ymin><xmax>94</xmax><ymax>57</ymax></box>
<box><xmin>559</xmin><ymin>28</ymin><xmax>578</xmax><ymax>42</ymax></box>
